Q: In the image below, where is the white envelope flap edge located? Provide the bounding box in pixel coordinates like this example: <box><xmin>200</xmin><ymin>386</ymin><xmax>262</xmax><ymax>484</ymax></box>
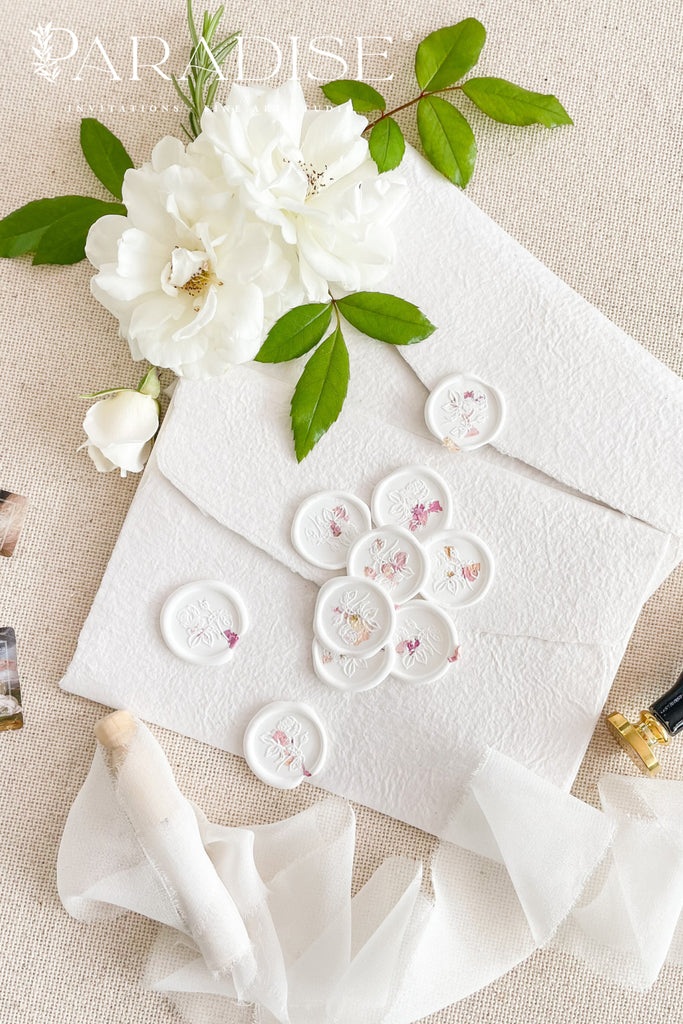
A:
<box><xmin>388</xmin><ymin>148</ymin><xmax>683</xmax><ymax>537</ymax></box>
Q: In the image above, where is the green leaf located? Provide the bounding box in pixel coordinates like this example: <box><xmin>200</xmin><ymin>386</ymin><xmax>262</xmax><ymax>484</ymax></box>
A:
<box><xmin>368</xmin><ymin>117</ymin><xmax>405</xmax><ymax>172</ymax></box>
<box><xmin>255</xmin><ymin>303</ymin><xmax>333</xmax><ymax>363</ymax></box>
<box><xmin>33</xmin><ymin>198</ymin><xmax>125</xmax><ymax>265</ymax></box>
<box><xmin>336</xmin><ymin>292</ymin><xmax>436</xmax><ymax>345</ymax></box>
<box><xmin>0</xmin><ymin>196</ymin><xmax>124</xmax><ymax>262</ymax></box>
<box><xmin>461</xmin><ymin>77</ymin><xmax>573</xmax><ymax>128</ymax></box>
<box><xmin>290</xmin><ymin>326</ymin><xmax>349</xmax><ymax>462</ymax></box>
<box><xmin>187</xmin><ymin>0</ymin><xmax>199</xmax><ymax>49</ymax></box>
<box><xmin>415</xmin><ymin>19</ymin><xmax>486</xmax><ymax>92</ymax></box>
<box><xmin>171</xmin><ymin>74</ymin><xmax>194</xmax><ymax>110</ymax></box>
<box><xmin>80</xmin><ymin>119</ymin><xmax>134</xmax><ymax>201</ymax></box>
<box><xmin>321</xmin><ymin>79</ymin><xmax>386</xmax><ymax>112</ymax></box>
<box><xmin>417</xmin><ymin>95</ymin><xmax>476</xmax><ymax>188</ymax></box>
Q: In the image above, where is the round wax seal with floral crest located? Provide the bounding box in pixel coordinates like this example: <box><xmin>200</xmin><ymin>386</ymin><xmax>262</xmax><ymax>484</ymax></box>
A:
<box><xmin>243</xmin><ymin>700</ymin><xmax>328</xmax><ymax>790</ymax></box>
<box><xmin>160</xmin><ymin>580</ymin><xmax>248</xmax><ymax>666</ymax></box>
<box><xmin>421</xmin><ymin>530</ymin><xmax>495</xmax><ymax>608</ymax></box>
<box><xmin>424</xmin><ymin>373</ymin><xmax>506</xmax><ymax>452</ymax></box>
<box><xmin>392</xmin><ymin>600</ymin><xmax>460</xmax><ymax>686</ymax></box>
<box><xmin>314</xmin><ymin>577</ymin><xmax>395</xmax><ymax>659</ymax></box>
<box><xmin>371</xmin><ymin>466</ymin><xmax>452</xmax><ymax>541</ymax></box>
<box><xmin>346</xmin><ymin>525</ymin><xmax>428</xmax><ymax>604</ymax></box>
<box><xmin>312</xmin><ymin>637</ymin><xmax>395</xmax><ymax>693</ymax></box>
<box><xmin>292</xmin><ymin>491</ymin><xmax>372</xmax><ymax>570</ymax></box>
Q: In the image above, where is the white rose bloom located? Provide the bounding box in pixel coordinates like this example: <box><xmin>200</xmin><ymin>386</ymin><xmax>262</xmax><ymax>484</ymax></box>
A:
<box><xmin>194</xmin><ymin>80</ymin><xmax>407</xmax><ymax>301</ymax></box>
<box><xmin>86</xmin><ymin>137</ymin><xmax>301</xmax><ymax>379</ymax></box>
<box><xmin>82</xmin><ymin>390</ymin><xmax>159</xmax><ymax>477</ymax></box>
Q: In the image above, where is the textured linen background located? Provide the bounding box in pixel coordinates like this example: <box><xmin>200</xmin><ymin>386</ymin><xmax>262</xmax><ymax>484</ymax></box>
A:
<box><xmin>0</xmin><ymin>0</ymin><xmax>681</xmax><ymax>1022</ymax></box>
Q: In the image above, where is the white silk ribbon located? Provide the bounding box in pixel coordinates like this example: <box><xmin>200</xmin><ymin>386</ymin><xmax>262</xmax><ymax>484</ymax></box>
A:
<box><xmin>57</xmin><ymin>720</ymin><xmax>683</xmax><ymax>1023</ymax></box>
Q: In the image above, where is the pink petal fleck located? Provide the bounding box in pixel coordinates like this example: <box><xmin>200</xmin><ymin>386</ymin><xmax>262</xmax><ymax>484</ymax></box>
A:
<box><xmin>223</xmin><ymin>629</ymin><xmax>240</xmax><ymax>648</ymax></box>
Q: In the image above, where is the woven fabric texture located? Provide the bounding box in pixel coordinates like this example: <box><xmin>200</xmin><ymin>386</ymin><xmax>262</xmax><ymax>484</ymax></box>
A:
<box><xmin>0</xmin><ymin>0</ymin><xmax>681</xmax><ymax>1021</ymax></box>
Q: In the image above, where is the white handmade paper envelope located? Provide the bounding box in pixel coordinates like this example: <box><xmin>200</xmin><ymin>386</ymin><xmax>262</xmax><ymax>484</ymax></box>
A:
<box><xmin>61</xmin><ymin>148</ymin><xmax>683</xmax><ymax>839</ymax></box>
<box><xmin>61</xmin><ymin>357</ymin><xmax>680</xmax><ymax>837</ymax></box>
<box><xmin>58</xmin><ymin>454</ymin><xmax>612</xmax><ymax>837</ymax></box>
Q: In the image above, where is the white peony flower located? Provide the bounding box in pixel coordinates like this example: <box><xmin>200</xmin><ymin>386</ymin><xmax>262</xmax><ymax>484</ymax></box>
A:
<box><xmin>194</xmin><ymin>80</ymin><xmax>407</xmax><ymax>301</ymax></box>
<box><xmin>86</xmin><ymin>136</ymin><xmax>302</xmax><ymax>379</ymax></box>
<box><xmin>86</xmin><ymin>81</ymin><xmax>406</xmax><ymax>379</ymax></box>
<box><xmin>81</xmin><ymin>389</ymin><xmax>159</xmax><ymax>477</ymax></box>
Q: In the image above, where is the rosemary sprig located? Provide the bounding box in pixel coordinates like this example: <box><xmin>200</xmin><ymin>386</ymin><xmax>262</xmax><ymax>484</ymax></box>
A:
<box><xmin>171</xmin><ymin>0</ymin><xmax>240</xmax><ymax>141</ymax></box>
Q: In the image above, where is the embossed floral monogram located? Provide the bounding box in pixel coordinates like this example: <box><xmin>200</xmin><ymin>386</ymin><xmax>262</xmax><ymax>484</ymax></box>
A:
<box><xmin>305</xmin><ymin>504</ymin><xmax>356</xmax><ymax>549</ymax></box>
<box><xmin>321</xmin><ymin>648</ymin><xmax>368</xmax><ymax>678</ymax></box>
<box><xmin>433</xmin><ymin>545</ymin><xmax>482</xmax><ymax>596</ymax></box>
<box><xmin>363</xmin><ymin>537</ymin><xmax>414</xmax><ymax>588</ymax></box>
<box><xmin>332</xmin><ymin>589</ymin><xmax>379</xmax><ymax>647</ymax></box>
<box><xmin>261</xmin><ymin>715</ymin><xmax>312</xmax><ymax>777</ymax></box>
<box><xmin>441</xmin><ymin>387</ymin><xmax>488</xmax><ymax>444</ymax></box>
<box><xmin>387</xmin><ymin>479</ymin><xmax>443</xmax><ymax>533</ymax></box>
<box><xmin>395</xmin><ymin>619</ymin><xmax>442</xmax><ymax>668</ymax></box>
<box><xmin>176</xmin><ymin>599</ymin><xmax>239</xmax><ymax>649</ymax></box>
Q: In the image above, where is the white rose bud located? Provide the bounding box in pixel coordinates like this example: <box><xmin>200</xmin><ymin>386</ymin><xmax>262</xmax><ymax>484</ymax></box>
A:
<box><xmin>82</xmin><ymin>389</ymin><xmax>159</xmax><ymax>477</ymax></box>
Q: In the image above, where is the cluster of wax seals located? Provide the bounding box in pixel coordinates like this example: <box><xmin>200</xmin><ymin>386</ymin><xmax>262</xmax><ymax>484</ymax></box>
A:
<box><xmin>292</xmin><ymin>465</ymin><xmax>495</xmax><ymax>694</ymax></box>
<box><xmin>162</xmin><ymin>372</ymin><xmax>505</xmax><ymax>792</ymax></box>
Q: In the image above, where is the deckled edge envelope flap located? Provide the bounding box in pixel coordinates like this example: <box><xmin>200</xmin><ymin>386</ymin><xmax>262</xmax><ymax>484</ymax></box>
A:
<box><xmin>156</xmin><ymin>365</ymin><xmax>672</xmax><ymax>648</ymax></box>
<box><xmin>386</xmin><ymin>148</ymin><xmax>683</xmax><ymax>537</ymax></box>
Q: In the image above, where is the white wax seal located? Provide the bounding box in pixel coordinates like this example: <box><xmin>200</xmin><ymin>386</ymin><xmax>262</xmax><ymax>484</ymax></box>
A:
<box><xmin>421</xmin><ymin>530</ymin><xmax>495</xmax><ymax>608</ymax></box>
<box><xmin>243</xmin><ymin>700</ymin><xmax>327</xmax><ymax>790</ymax></box>
<box><xmin>314</xmin><ymin>577</ymin><xmax>396</xmax><ymax>658</ymax></box>
<box><xmin>392</xmin><ymin>600</ymin><xmax>459</xmax><ymax>685</ymax></box>
<box><xmin>312</xmin><ymin>638</ymin><xmax>395</xmax><ymax>693</ymax></box>
<box><xmin>291</xmin><ymin>491</ymin><xmax>372</xmax><ymax>570</ymax></box>
<box><xmin>425</xmin><ymin>373</ymin><xmax>506</xmax><ymax>452</ymax></box>
<box><xmin>160</xmin><ymin>580</ymin><xmax>248</xmax><ymax>666</ymax></box>
<box><xmin>371</xmin><ymin>466</ymin><xmax>452</xmax><ymax>540</ymax></box>
<box><xmin>346</xmin><ymin>525</ymin><xmax>427</xmax><ymax>604</ymax></box>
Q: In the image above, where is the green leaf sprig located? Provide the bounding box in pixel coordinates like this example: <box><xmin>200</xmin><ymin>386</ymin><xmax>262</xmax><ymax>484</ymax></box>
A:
<box><xmin>171</xmin><ymin>0</ymin><xmax>240</xmax><ymax>140</ymax></box>
<box><xmin>0</xmin><ymin>118</ymin><xmax>130</xmax><ymax>264</ymax></box>
<box><xmin>322</xmin><ymin>18</ymin><xmax>572</xmax><ymax>185</ymax></box>
<box><xmin>256</xmin><ymin>293</ymin><xmax>435</xmax><ymax>461</ymax></box>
